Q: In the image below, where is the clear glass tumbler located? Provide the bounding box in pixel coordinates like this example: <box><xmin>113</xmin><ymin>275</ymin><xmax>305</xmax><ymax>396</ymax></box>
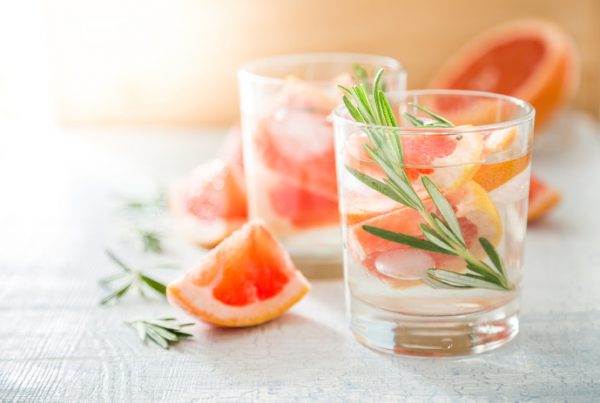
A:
<box><xmin>333</xmin><ymin>90</ymin><xmax>534</xmax><ymax>356</ymax></box>
<box><xmin>238</xmin><ymin>53</ymin><xmax>406</xmax><ymax>275</ymax></box>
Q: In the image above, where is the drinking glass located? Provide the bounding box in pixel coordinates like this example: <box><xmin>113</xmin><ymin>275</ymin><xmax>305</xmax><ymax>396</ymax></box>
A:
<box><xmin>238</xmin><ymin>53</ymin><xmax>406</xmax><ymax>275</ymax></box>
<box><xmin>333</xmin><ymin>90</ymin><xmax>534</xmax><ymax>356</ymax></box>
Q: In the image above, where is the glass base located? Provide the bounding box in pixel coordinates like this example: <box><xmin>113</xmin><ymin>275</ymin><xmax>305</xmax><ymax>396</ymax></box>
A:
<box><xmin>281</xmin><ymin>226</ymin><xmax>343</xmax><ymax>279</ymax></box>
<box><xmin>350</xmin><ymin>297</ymin><xmax>519</xmax><ymax>357</ymax></box>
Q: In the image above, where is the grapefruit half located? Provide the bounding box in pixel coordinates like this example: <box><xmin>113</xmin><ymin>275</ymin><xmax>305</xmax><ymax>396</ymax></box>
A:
<box><xmin>429</xmin><ymin>19</ymin><xmax>578</xmax><ymax>131</ymax></box>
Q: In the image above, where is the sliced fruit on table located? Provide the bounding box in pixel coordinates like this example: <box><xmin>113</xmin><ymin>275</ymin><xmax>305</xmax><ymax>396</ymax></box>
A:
<box><xmin>429</xmin><ymin>19</ymin><xmax>578</xmax><ymax>131</ymax></box>
<box><xmin>528</xmin><ymin>174</ymin><xmax>561</xmax><ymax>222</ymax></box>
<box><xmin>348</xmin><ymin>181</ymin><xmax>502</xmax><ymax>287</ymax></box>
<box><xmin>255</xmin><ymin>108</ymin><xmax>338</xmax><ymax>198</ymax></box>
<box><xmin>219</xmin><ymin>125</ymin><xmax>244</xmax><ymax>170</ymax></box>
<box><xmin>269</xmin><ymin>179</ymin><xmax>340</xmax><ymax>229</ymax></box>
<box><xmin>167</xmin><ymin>220</ymin><xmax>310</xmax><ymax>327</ymax></box>
<box><xmin>169</xmin><ymin>159</ymin><xmax>247</xmax><ymax>248</ymax></box>
<box><xmin>345</xmin><ymin>129</ymin><xmax>483</xmax><ymax>192</ymax></box>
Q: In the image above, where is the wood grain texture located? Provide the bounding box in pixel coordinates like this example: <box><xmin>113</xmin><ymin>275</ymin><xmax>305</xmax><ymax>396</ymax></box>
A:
<box><xmin>1</xmin><ymin>113</ymin><xmax>600</xmax><ymax>402</ymax></box>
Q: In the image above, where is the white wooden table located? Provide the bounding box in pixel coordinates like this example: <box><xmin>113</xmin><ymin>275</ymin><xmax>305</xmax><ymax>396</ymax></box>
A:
<box><xmin>1</xmin><ymin>112</ymin><xmax>599</xmax><ymax>402</ymax></box>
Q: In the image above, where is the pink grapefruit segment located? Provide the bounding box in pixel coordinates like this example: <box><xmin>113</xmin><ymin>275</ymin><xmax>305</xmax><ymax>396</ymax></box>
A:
<box><xmin>169</xmin><ymin>160</ymin><xmax>247</xmax><ymax>249</ymax></box>
<box><xmin>528</xmin><ymin>174</ymin><xmax>561</xmax><ymax>222</ymax></box>
<box><xmin>167</xmin><ymin>220</ymin><xmax>310</xmax><ymax>327</ymax></box>
<box><xmin>347</xmin><ymin>181</ymin><xmax>502</xmax><ymax>287</ymax></box>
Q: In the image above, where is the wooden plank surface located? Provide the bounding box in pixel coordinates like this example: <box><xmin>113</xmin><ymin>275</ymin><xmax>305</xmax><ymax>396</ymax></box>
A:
<box><xmin>1</xmin><ymin>113</ymin><xmax>600</xmax><ymax>402</ymax></box>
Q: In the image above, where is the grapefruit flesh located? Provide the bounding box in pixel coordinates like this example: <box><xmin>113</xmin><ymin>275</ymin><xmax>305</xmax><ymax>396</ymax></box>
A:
<box><xmin>473</xmin><ymin>153</ymin><xmax>531</xmax><ymax>192</ymax></box>
<box><xmin>345</xmin><ymin>130</ymin><xmax>483</xmax><ymax>192</ymax></box>
<box><xmin>167</xmin><ymin>220</ymin><xmax>310</xmax><ymax>327</ymax></box>
<box><xmin>528</xmin><ymin>174</ymin><xmax>561</xmax><ymax>222</ymax></box>
<box><xmin>169</xmin><ymin>159</ymin><xmax>248</xmax><ymax>248</ymax></box>
<box><xmin>429</xmin><ymin>19</ymin><xmax>578</xmax><ymax>131</ymax></box>
<box><xmin>254</xmin><ymin>107</ymin><xmax>339</xmax><ymax>228</ymax></box>
<box><xmin>269</xmin><ymin>180</ymin><xmax>340</xmax><ymax>229</ymax></box>
<box><xmin>347</xmin><ymin>181</ymin><xmax>502</xmax><ymax>287</ymax></box>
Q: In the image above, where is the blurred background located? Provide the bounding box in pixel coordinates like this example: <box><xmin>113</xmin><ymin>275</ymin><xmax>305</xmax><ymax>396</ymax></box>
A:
<box><xmin>1</xmin><ymin>0</ymin><xmax>598</xmax><ymax>128</ymax></box>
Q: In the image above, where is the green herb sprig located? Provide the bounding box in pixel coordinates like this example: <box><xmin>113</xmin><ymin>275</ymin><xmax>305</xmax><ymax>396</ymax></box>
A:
<box><xmin>138</xmin><ymin>229</ymin><xmax>163</xmax><ymax>254</ymax></box>
<box><xmin>338</xmin><ymin>70</ymin><xmax>513</xmax><ymax>291</ymax></box>
<box><xmin>99</xmin><ymin>250</ymin><xmax>168</xmax><ymax>304</ymax></box>
<box><xmin>127</xmin><ymin>317</ymin><xmax>194</xmax><ymax>349</ymax></box>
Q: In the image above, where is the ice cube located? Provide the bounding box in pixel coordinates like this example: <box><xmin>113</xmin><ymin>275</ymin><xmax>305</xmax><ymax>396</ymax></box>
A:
<box><xmin>374</xmin><ymin>249</ymin><xmax>435</xmax><ymax>280</ymax></box>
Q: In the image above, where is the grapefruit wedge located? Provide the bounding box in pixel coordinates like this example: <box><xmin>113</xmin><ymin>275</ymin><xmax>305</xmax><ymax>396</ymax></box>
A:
<box><xmin>167</xmin><ymin>220</ymin><xmax>310</xmax><ymax>327</ymax></box>
<box><xmin>169</xmin><ymin>159</ymin><xmax>247</xmax><ymax>248</ymax></box>
<box><xmin>429</xmin><ymin>19</ymin><xmax>578</xmax><ymax>131</ymax></box>
<box><xmin>347</xmin><ymin>181</ymin><xmax>502</xmax><ymax>287</ymax></box>
<box><xmin>528</xmin><ymin>174</ymin><xmax>561</xmax><ymax>222</ymax></box>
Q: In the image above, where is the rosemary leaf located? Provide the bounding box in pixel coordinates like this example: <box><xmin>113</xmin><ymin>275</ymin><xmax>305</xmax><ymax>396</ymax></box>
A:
<box><xmin>479</xmin><ymin>237</ymin><xmax>506</xmax><ymax>276</ymax></box>
<box><xmin>419</xmin><ymin>224</ymin><xmax>457</xmax><ymax>254</ymax></box>
<box><xmin>342</xmin><ymin>95</ymin><xmax>366</xmax><ymax>123</ymax></box>
<box><xmin>427</xmin><ymin>269</ymin><xmax>507</xmax><ymax>291</ymax></box>
<box><xmin>421</xmin><ymin>177</ymin><xmax>464</xmax><ymax>243</ymax></box>
<box><xmin>127</xmin><ymin>318</ymin><xmax>195</xmax><ymax>350</ymax></box>
<box><xmin>430</xmin><ymin>213</ymin><xmax>466</xmax><ymax>248</ymax></box>
<box><xmin>145</xmin><ymin>327</ymin><xmax>170</xmax><ymax>349</ymax></box>
<box><xmin>99</xmin><ymin>283</ymin><xmax>132</xmax><ymax>305</ymax></box>
<box><xmin>410</xmin><ymin>103</ymin><xmax>455</xmax><ymax>127</ymax></box>
<box><xmin>139</xmin><ymin>274</ymin><xmax>167</xmax><ymax>296</ymax></box>
<box><xmin>105</xmin><ymin>250</ymin><xmax>132</xmax><ymax>272</ymax></box>
<box><xmin>148</xmin><ymin>324</ymin><xmax>179</xmax><ymax>342</ymax></box>
<box><xmin>403</xmin><ymin>112</ymin><xmax>424</xmax><ymax>127</ymax></box>
<box><xmin>362</xmin><ymin>225</ymin><xmax>457</xmax><ymax>255</ymax></box>
<box><xmin>379</xmin><ymin>91</ymin><xmax>398</xmax><ymax>127</ymax></box>
<box><xmin>347</xmin><ymin>166</ymin><xmax>412</xmax><ymax>206</ymax></box>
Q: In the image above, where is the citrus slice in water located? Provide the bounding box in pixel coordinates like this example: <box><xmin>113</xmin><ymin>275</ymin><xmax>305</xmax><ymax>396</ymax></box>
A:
<box><xmin>347</xmin><ymin>181</ymin><xmax>502</xmax><ymax>287</ymax></box>
<box><xmin>167</xmin><ymin>220</ymin><xmax>310</xmax><ymax>327</ymax></box>
<box><xmin>269</xmin><ymin>180</ymin><xmax>340</xmax><ymax>229</ymax></box>
<box><xmin>345</xmin><ymin>130</ymin><xmax>483</xmax><ymax>192</ymax></box>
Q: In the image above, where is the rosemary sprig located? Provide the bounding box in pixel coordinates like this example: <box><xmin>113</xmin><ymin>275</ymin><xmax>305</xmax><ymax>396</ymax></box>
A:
<box><xmin>339</xmin><ymin>69</ymin><xmax>513</xmax><ymax>291</ymax></box>
<box><xmin>126</xmin><ymin>317</ymin><xmax>194</xmax><ymax>349</ymax></box>
<box><xmin>138</xmin><ymin>229</ymin><xmax>163</xmax><ymax>254</ymax></box>
<box><xmin>99</xmin><ymin>250</ymin><xmax>168</xmax><ymax>305</ymax></box>
<box><xmin>352</xmin><ymin>64</ymin><xmax>386</xmax><ymax>92</ymax></box>
<box><xmin>123</xmin><ymin>192</ymin><xmax>167</xmax><ymax>212</ymax></box>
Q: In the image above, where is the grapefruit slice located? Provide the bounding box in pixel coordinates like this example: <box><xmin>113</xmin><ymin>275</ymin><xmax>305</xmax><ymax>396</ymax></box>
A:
<box><xmin>347</xmin><ymin>181</ymin><xmax>502</xmax><ymax>287</ymax></box>
<box><xmin>345</xmin><ymin>130</ymin><xmax>483</xmax><ymax>192</ymax></box>
<box><xmin>256</xmin><ymin>108</ymin><xmax>338</xmax><ymax>197</ymax></box>
<box><xmin>429</xmin><ymin>19</ymin><xmax>578</xmax><ymax>131</ymax></box>
<box><xmin>528</xmin><ymin>174</ymin><xmax>561</xmax><ymax>222</ymax></box>
<box><xmin>269</xmin><ymin>180</ymin><xmax>340</xmax><ymax>229</ymax></box>
<box><xmin>167</xmin><ymin>220</ymin><xmax>310</xmax><ymax>327</ymax></box>
<box><xmin>254</xmin><ymin>107</ymin><xmax>340</xmax><ymax>229</ymax></box>
<box><xmin>473</xmin><ymin>153</ymin><xmax>531</xmax><ymax>192</ymax></box>
<box><xmin>482</xmin><ymin>127</ymin><xmax>517</xmax><ymax>155</ymax></box>
<box><xmin>169</xmin><ymin>159</ymin><xmax>247</xmax><ymax>248</ymax></box>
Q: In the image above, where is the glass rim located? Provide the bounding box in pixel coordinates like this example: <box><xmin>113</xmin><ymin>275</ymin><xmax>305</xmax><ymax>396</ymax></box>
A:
<box><xmin>237</xmin><ymin>52</ymin><xmax>406</xmax><ymax>85</ymax></box>
<box><xmin>332</xmin><ymin>89</ymin><xmax>536</xmax><ymax>134</ymax></box>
